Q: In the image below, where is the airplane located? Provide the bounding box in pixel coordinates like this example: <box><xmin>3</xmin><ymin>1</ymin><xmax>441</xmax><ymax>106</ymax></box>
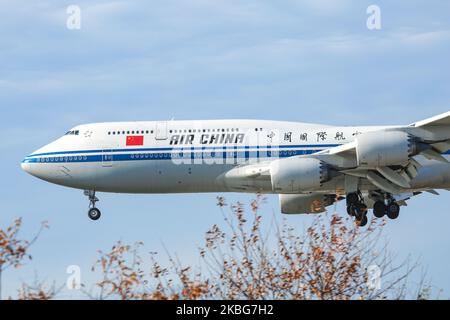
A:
<box><xmin>21</xmin><ymin>111</ymin><xmax>450</xmax><ymax>226</ymax></box>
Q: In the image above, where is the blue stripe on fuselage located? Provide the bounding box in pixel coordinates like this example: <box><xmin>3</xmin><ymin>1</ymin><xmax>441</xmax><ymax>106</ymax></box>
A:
<box><xmin>25</xmin><ymin>144</ymin><xmax>341</xmax><ymax>158</ymax></box>
<box><xmin>22</xmin><ymin>148</ymin><xmax>327</xmax><ymax>164</ymax></box>
<box><xmin>22</xmin><ymin>145</ymin><xmax>450</xmax><ymax>164</ymax></box>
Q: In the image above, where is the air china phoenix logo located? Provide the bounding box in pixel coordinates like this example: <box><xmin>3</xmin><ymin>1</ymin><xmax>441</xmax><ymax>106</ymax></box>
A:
<box><xmin>126</xmin><ymin>135</ymin><xmax>144</xmax><ymax>146</ymax></box>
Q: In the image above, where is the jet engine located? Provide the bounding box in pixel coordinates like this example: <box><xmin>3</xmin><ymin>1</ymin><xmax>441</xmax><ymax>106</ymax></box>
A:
<box><xmin>356</xmin><ymin>131</ymin><xmax>422</xmax><ymax>167</ymax></box>
<box><xmin>270</xmin><ymin>157</ymin><xmax>331</xmax><ymax>193</ymax></box>
<box><xmin>279</xmin><ymin>193</ymin><xmax>336</xmax><ymax>214</ymax></box>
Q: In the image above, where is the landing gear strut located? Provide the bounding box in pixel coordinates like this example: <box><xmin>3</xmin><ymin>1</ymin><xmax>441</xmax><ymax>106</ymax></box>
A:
<box><xmin>346</xmin><ymin>192</ymin><xmax>368</xmax><ymax>227</ymax></box>
<box><xmin>85</xmin><ymin>190</ymin><xmax>101</xmax><ymax>221</ymax></box>
<box><xmin>348</xmin><ymin>191</ymin><xmax>402</xmax><ymax>226</ymax></box>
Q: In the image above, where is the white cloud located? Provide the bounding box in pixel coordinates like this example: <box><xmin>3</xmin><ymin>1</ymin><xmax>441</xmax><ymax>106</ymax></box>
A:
<box><xmin>1</xmin><ymin>26</ymin><xmax>449</xmax><ymax>97</ymax></box>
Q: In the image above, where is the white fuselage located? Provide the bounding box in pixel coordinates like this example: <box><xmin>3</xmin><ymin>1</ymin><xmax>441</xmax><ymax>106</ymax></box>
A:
<box><xmin>21</xmin><ymin>120</ymin><xmax>450</xmax><ymax>194</ymax></box>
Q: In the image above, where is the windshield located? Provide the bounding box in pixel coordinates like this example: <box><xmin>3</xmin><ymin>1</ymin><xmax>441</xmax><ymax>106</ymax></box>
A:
<box><xmin>65</xmin><ymin>130</ymin><xmax>79</xmax><ymax>136</ymax></box>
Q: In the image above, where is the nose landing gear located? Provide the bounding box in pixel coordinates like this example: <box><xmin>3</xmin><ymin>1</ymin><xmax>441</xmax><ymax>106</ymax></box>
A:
<box><xmin>88</xmin><ymin>207</ymin><xmax>101</xmax><ymax>220</ymax></box>
<box><xmin>85</xmin><ymin>190</ymin><xmax>101</xmax><ymax>221</ymax></box>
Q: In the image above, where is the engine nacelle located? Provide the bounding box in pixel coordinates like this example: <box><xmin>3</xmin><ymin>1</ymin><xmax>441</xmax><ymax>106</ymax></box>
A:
<box><xmin>270</xmin><ymin>157</ymin><xmax>330</xmax><ymax>193</ymax></box>
<box><xmin>356</xmin><ymin>131</ymin><xmax>418</xmax><ymax>167</ymax></box>
<box><xmin>280</xmin><ymin>194</ymin><xmax>335</xmax><ymax>214</ymax></box>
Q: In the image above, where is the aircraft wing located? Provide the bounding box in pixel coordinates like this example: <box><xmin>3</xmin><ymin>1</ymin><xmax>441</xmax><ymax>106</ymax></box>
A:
<box><xmin>311</xmin><ymin>137</ymin><xmax>428</xmax><ymax>195</ymax></box>
<box><xmin>375</xmin><ymin>190</ymin><xmax>437</xmax><ymax>208</ymax></box>
<box><xmin>407</xmin><ymin>110</ymin><xmax>450</xmax><ymax>142</ymax></box>
<box><xmin>317</xmin><ymin>110</ymin><xmax>450</xmax><ymax>162</ymax></box>
<box><xmin>314</xmin><ymin>111</ymin><xmax>450</xmax><ymax>188</ymax></box>
<box><xmin>409</xmin><ymin>111</ymin><xmax>450</xmax><ymax>127</ymax></box>
<box><xmin>316</xmin><ymin>141</ymin><xmax>356</xmax><ymax>156</ymax></box>
<box><xmin>224</xmin><ymin>111</ymin><xmax>450</xmax><ymax>198</ymax></box>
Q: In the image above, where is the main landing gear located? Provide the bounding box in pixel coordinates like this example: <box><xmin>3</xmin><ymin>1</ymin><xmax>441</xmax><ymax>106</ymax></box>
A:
<box><xmin>346</xmin><ymin>192</ymin><xmax>368</xmax><ymax>227</ymax></box>
<box><xmin>373</xmin><ymin>198</ymin><xmax>400</xmax><ymax>220</ymax></box>
<box><xmin>347</xmin><ymin>192</ymin><xmax>401</xmax><ymax>227</ymax></box>
<box><xmin>85</xmin><ymin>190</ymin><xmax>101</xmax><ymax>221</ymax></box>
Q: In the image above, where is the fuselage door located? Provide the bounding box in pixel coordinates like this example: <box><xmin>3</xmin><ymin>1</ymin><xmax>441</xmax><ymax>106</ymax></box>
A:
<box><xmin>257</xmin><ymin>128</ymin><xmax>279</xmax><ymax>162</ymax></box>
<box><xmin>155</xmin><ymin>122</ymin><xmax>168</xmax><ymax>140</ymax></box>
<box><xmin>102</xmin><ymin>148</ymin><xmax>113</xmax><ymax>167</ymax></box>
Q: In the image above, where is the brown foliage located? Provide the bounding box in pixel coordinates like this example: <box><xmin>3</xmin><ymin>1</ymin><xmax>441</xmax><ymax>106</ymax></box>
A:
<box><xmin>88</xmin><ymin>241</ymin><xmax>210</xmax><ymax>300</ymax></box>
<box><xmin>86</xmin><ymin>195</ymin><xmax>426</xmax><ymax>300</ymax></box>
<box><xmin>90</xmin><ymin>241</ymin><xmax>147</xmax><ymax>300</ymax></box>
<box><xmin>0</xmin><ymin>218</ymin><xmax>48</xmax><ymax>299</ymax></box>
<box><xmin>17</xmin><ymin>280</ymin><xmax>58</xmax><ymax>300</ymax></box>
<box><xmin>2</xmin><ymin>197</ymin><xmax>435</xmax><ymax>300</ymax></box>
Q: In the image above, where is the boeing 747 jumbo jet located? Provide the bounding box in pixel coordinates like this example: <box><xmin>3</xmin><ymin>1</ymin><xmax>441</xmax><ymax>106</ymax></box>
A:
<box><xmin>21</xmin><ymin>111</ymin><xmax>450</xmax><ymax>226</ymax></box>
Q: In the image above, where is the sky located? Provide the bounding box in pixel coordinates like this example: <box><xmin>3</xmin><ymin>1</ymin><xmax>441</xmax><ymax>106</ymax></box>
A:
<box><xmin>1</xmin><ymin>0</ymin><xmax>450</xmax><ymax>299</ymax></box>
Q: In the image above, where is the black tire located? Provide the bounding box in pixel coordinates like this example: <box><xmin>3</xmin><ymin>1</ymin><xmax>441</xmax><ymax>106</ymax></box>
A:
<box><xmin>359</xmin><ymin>203</ymin><xmax>368</xmax><ymax>212</ymax></box>
<box><xmin>354</xmin><ymin>203</ymin><xmax>367</xmax><ymax>220</ymax></box>
<box><xmin>387</xmin><ymin>202</ymin><xmax>400</xmax><ymax>220</ymax></box>
<box><xmin>88</xmin><ymin>208</ymin><xmax>101</xmax><ymax>221</ymax></box>
<box><xmin>373</xmin><ymin>201</ymin><xmax>386</xmax><ymax>218</ymax></box>
<box><xmin>357</xmin><ymin>214</ymin><xmax>368</xmax><ymax>227</ymax></box>
<box><xmin>346</xmin><ymin>193</ymin><xmax>359</xmax><ymax>206</ymax></box>
<box><xmin>347</xmin><ymin>205</ymin><xmax>355</xmax><ymax>216</ymax></box>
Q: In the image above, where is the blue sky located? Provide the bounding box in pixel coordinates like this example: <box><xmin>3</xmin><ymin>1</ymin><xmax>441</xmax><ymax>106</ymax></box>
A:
<box><xmin>1</xmin><ymin>0</ymin><xmax>450</xmax><ymax>298</ymax></box>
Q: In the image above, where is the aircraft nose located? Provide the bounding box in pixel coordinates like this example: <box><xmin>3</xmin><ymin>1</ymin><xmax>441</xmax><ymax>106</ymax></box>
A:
<box><xmin>21</xmin><ymin>155</ymin><xmax>51</xmax><ymax>181</ymax></box>
<box><xmin>21</xmin><ymin>160</ymin><xmax>31</xmax><ymax>174</ymax></box>
<box><xmin>21</xmin><ymin>150</ymin><xmax>73</xmax><ymax>183</ymax></box>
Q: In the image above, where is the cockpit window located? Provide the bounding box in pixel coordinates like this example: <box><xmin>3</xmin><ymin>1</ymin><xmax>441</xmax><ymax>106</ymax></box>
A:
<box><xmin>65</xmin><ymin>130</ymin><xmax>79</xmax><ymax>136</ymax></box>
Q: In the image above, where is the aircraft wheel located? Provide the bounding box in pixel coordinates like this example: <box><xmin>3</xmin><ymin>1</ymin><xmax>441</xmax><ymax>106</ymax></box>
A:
<box><xmin>373</xmin><ymin>201</ymin><xmax>386</xmax><ymax>218</ymax></box>
<box><xmin>386</xmin><ymin>202</ymin><xmax>400</xmax><ymax>220</ymax></box>
<box><xmin>354</xmin><ymin>203</ymin><xmax>367</xmax><ymax>220</ymax></box>
<box><xmin>346</xmin><ymin>192</ymin><xmax>359</xmax><ymax>206</ymax></box>
<box><xmin>357</xmin><ymin>214</ymin><xmax>368</xmax><ymax>227</ymax></box>
<box><xmin>88</xmin><ymin>208</ymin><xmax>101</xmax><ymax>221</ymax></box>
<box><xmin>347</xmin><ymin>205</ymin><xmax>355</xmax><ymax>216</ymax></box>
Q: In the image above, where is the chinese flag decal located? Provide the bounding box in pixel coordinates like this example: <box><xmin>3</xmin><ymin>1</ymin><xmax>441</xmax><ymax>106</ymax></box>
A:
<box><xmin>126</xmin><ymin>135</ymin><xmax>144</xmax><ymax>146</ymax></box>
